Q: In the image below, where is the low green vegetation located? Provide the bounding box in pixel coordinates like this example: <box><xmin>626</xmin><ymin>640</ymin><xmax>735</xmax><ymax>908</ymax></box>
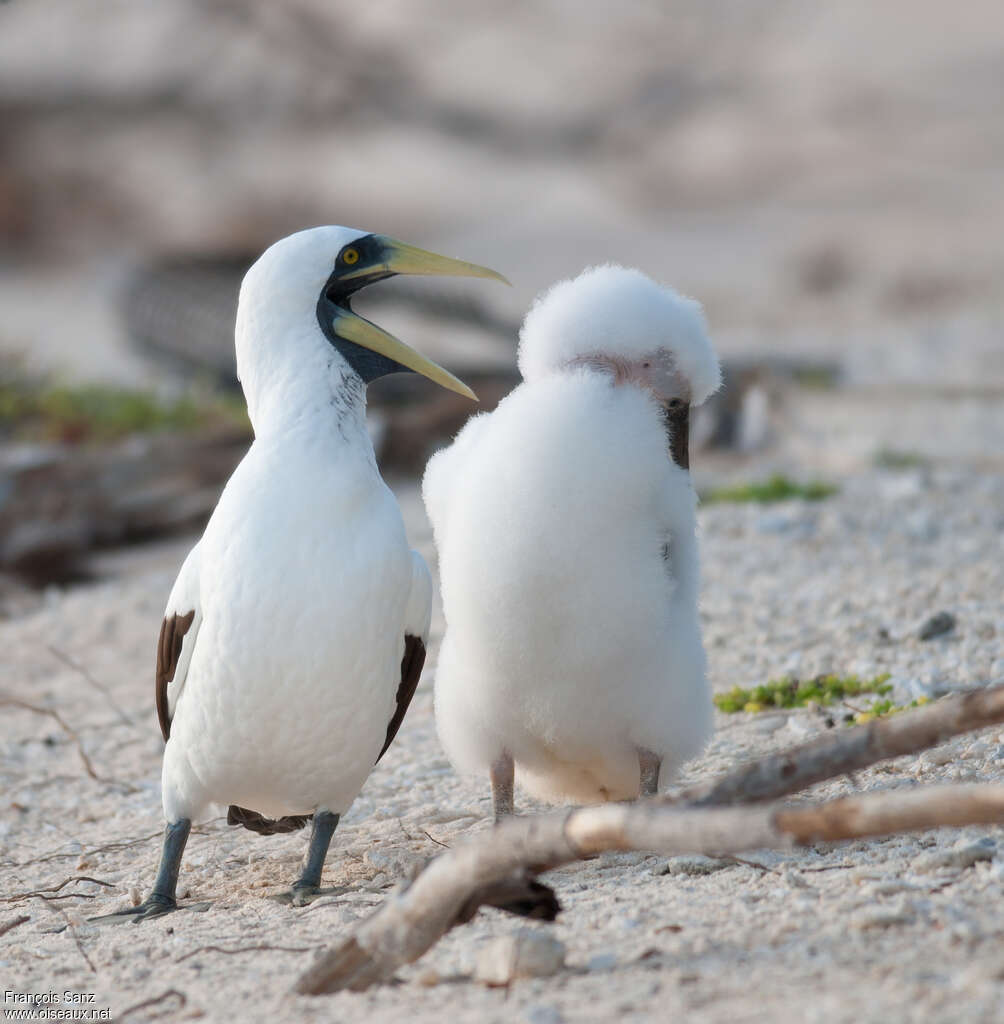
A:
<box><xmin>873</xmin><ymin>448</ymin><xmax>929</xmax><ymax>470</ymax></box>
<box><xmin>714</xmin><ymin>673</ymin><xmax>893</xmax><ymax>713</ymax></box>
<box><xmin>857</xmin><ymin>696</ymin><xmax>930</xmax><ymax>722</ymax></box>
<box><xmin>702</xmin><ymin>473</ymin><xmax>837</xmax><ymax>505</ymax></box>
<box><xmin>790</xmin><ymin>365</ymin><xmax>840</xmax><ymax>391</ymax></box>
<box><xmin>0</xmin><ymin>368</ymin><xmax>249</xmax><ymax>443</ymax></box>
<box><xmin>714</xmin><ymin>673</ymin><xmax>929</xmax><ymax>724</ymax></box>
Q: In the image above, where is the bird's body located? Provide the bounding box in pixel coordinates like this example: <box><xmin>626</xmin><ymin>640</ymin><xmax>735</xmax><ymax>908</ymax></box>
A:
<box><xmin>425</xmin><ymin>266</ymin><xmax>720</xmax><ymax>812</ymax></box>
<box><xmin>95</xmin><ymin>225</ymin><xmax>505</xmax><ymax>920</ymax></box>
<box><xmin>161</xmin><ymin>424</ymin><xmax>424</xmax><ymax>823</ymax></box>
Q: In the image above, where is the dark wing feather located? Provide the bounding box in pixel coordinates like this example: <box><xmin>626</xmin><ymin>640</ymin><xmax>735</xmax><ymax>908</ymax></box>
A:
<box><xmin>376</xmin><ymin>634</ymin><xmax>425</xmax><ymax>763</ymax></box>
<box><xmin>155</xmin><ymin>610</ymin><xmax>195</xmax><ymax>741</ymax></box>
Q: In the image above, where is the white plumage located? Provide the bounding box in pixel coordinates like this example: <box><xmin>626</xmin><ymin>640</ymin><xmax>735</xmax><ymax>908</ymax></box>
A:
<box><xmin>98</xmin><ymin>226</ymin><xmax>502</xmax><ymax>919</ymax></box>
<box><xmin>424</xmin><ymin>265</ymin><xmax>720</xmax><ymax>810</ymax></box>
<box><xmin>161</xmin><ymin>446</ymin><xmax>427</xmax><ymax>823</ymax></box>
<box><xmin>163</xmin><ymin>228</ymin><xmax>432</xmax><ymax>824</ymax></box>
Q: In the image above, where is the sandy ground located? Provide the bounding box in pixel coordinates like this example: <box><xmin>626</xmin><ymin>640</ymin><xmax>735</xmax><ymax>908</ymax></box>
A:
<box><xmin>2</xmin><ymin>436</ymin><xmax>1002</xmax><ymax>1022</ymax></box>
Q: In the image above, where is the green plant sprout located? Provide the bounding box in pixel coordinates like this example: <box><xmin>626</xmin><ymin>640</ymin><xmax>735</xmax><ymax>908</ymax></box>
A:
<box><xmin>701</xmin><ymin>474</ymin><xmax>837</xmax><ymax>505</ymax></box>
<box><xmin>0</xmin><ymin>373</ymin><xmax>249</xmax><ymax>443</ymax></box>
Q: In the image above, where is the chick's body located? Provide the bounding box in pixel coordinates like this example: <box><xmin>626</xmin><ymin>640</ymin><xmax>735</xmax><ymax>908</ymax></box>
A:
<box><xmin>425</xmin><ymin>265</ymin><xmax>719</xmax><ymax>806</ymax></box>
<box><xmin>429</xmin><ymin>372</ymin><xmax>709</xmax><ymax>802</ymax></box>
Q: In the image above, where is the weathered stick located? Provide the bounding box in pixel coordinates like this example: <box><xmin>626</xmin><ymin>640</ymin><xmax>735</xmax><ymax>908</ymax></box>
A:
<box><xmin>295</xmin><ymin>783</ymin><xmax>1004</xmax><ymax>995</ymax></box>
<box><xmin>680</xmin><ymin>683</ymin><xmax>1004</xmax><ymax>807</ymax></box>
<box><xmin>295</xmin><ymin>685</ymin><xmax>1004</xmax><ymax>995</ymax></box>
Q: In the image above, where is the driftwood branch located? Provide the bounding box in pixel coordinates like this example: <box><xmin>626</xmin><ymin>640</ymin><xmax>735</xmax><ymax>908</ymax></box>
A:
<box><xmin>296</xmin><ymin>684</ymin><xmax>1004</xmax><ymax>995</ymax></box>
<box><xmin>297</xmin><ymin>784</ymin><xmax>1004</xmax><ymax>995</ymax></box>
<box><xmin>0</xmin><ymin>431</ymin><xmax>247</xmax><ymax>583</ymax></box>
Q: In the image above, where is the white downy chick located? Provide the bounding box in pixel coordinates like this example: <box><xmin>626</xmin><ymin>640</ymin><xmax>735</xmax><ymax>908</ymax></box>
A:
<box><xmin>423</xmin><ymin>265</ymin><xmax>720</xmax><ymax>816</ymax></box>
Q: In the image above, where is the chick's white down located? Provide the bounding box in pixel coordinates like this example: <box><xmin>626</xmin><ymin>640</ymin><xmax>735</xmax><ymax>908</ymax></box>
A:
<box><xmin>424</xmin><ymin>266</ymin><xmax>720</xmax><ymax>803</ymax></box>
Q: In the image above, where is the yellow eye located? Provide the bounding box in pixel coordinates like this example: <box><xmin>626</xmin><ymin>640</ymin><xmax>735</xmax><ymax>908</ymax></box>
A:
<box><xmin>342</xmin><ymin>248</ymin><xmax>360</xmax><ymax>265</ymax></box>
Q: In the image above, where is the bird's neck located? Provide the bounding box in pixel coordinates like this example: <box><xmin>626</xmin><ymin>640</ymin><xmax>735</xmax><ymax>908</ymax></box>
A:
<box><xmin>237</xmin><ymin>320</ymin><xmax>372</xmax><ymax>457</ymax></box>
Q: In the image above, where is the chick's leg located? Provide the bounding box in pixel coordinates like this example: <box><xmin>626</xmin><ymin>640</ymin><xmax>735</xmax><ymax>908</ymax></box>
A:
<box><xmin>639</xmin><ymin>749</ymin><xmax>662</xmax><ymax>797</ymax></box>
<box><xmin>490</xmin><ymin>752</ymin><xmax>515</xmax><ymax>823</ymax></box>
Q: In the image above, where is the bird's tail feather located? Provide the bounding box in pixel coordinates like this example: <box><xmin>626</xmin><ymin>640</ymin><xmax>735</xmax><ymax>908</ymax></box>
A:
<box><xmin>227</xmin><ymin>804</ymin><xmax>312</xmax><ymax>835</ymax></box>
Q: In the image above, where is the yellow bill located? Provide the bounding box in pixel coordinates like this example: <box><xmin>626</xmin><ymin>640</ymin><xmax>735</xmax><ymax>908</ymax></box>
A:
<box><xmin>330</xmin><ymin>307</ymin><xmax>478</xmax><ymax>401</ymax></box>
<box><xmin>340</xmin><ymin>235</ymin><xmax>511</xmax><ymax>287</ymax></box>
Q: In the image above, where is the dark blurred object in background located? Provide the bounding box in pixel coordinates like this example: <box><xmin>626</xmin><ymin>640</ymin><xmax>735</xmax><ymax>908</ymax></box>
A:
<box><xmin>1</xmin><ymin>0</ymin><xmax>1002</xmax><ymax>590</ymax></box>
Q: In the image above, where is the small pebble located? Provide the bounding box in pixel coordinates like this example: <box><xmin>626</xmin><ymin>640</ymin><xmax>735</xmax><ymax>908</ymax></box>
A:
<box><xmin>962</xmin><ymin>739</ymin><xmax>990</xmax><ymax>760</ymax></box>
<box><xmin>894</xmin><ymin>677</ymin><xmax>937</xmax><ymax>702</ymax></box>
<box><xmin>654</xmin><ymin>854</ymin><xmax>732</xmax><ymax>877</ymax></box>
<box><xmin>912</xmin><ymin>838</ymin><xmax>996</xmax><ymax>873</ymax></box>
<box><xmin>364</xmin><ymin>848</ymin><xmax>426</xmax><ymax>879</ymax></box>
<box><xmin>475</xmin><ymin>930</ymin><xmax>566</xmax><ymax>986</ymax></box>
<box><xmin>525</xmin><ymin>1006</ymin><xmax>564</xmax><ymax>1024</ymax></box>
<box><xmin>780</xmin><ymin>866</ymin><xmax>812</xmax><ymax>889</ymax></box>
<box><xmin>851</xmin><ymin>902</ymin><xmax>916</xmax><ymax>930</ymax></box>
<box><xmin>918</xmin><ymin>611</ymin><xmax>956</xmax><ymax>641</ymax></box>
<box><xmin>586</xmin><ymin>952</ymin><xmax>618</xmax><ymax>972</ymax></box>
<box><xmin>749</xmin><ymin>714</ymin><xmax>786</xmax><ymax>735</ymax></box>
<box><xmin>862</xmin><ymin>879</ymin><xmax>921</xmax><ymax>896</ymax></box>
<box><xmin>919</xmin><ymin>747</ymin><xmax>955</xmax><ymax>766</ymax></box>
<box><xmin>786</xmin><ymin>714</ymin><xmax>816</xmax><ymax>738</ymax></box>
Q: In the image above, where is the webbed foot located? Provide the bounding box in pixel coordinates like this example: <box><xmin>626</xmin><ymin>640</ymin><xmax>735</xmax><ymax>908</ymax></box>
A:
<box><xmin>89</xmin><ymin>818</ymin><xmax>195</xmax><ymax>924</ymax></box>
<box><xmin>271</xmin><ymin>883</ymin><xmax>346</xmax><ymax>907</ymax></box>
<box><xmin>90</xmin><ymin>893</ymin><xmax>177</xmax><ymax>924</ymax></box>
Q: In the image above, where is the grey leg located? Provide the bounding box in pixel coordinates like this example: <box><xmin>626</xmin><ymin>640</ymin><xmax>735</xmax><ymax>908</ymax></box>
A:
<box><xmin>490</xmin><ymin>752</ymin><xmax>514</xmax><ymax>823</ymax></box>
<box><xmin>639</xmin><ymin>749</ymin><xmax>662</xmax><ymax>797</ymax></box>
<box><xmin>91</xmin><ymin>819</ymin><xmax>191</xmax><ymax>923</ymax></box>
<box><xmin>289</xmin><ymin>811</ymin><xmax>340</xmax><ymax>906</ymax></box>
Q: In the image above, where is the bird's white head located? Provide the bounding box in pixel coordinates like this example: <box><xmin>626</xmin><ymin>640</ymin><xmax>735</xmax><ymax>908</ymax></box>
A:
<box><xmin>517</xmin><ymin>265</ymin><xmax>721</xmax><ymax>468</ymax></box>
<box><xmin>234</xmin><ymin>225</ymin><xmax>507</xmax><ymax>435</ymax></box>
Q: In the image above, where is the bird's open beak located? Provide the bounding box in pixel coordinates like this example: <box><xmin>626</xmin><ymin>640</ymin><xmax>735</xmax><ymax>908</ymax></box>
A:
<box><xmin>326</xmin><ymin>235</ymin><xmax>509</xmax><ymax>400</ymax></box>
<box><xmin>330</xmin><ymin>307</ymin><xmax>478</xmax><ymax>401</ymax></box>
<box><xmin>338</xmin><ymin>236</ymin><xmax>511</xmax><ymax>287</ymax></box>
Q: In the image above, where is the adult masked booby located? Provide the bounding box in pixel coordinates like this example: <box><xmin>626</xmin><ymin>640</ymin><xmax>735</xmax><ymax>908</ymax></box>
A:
<box><xmin>98</xmin><ymin>226</ymin><xmax>505</xmax><ymax>920</ymax></box>
<box><xmin>423</xmin><ymin>265</ymin><xmax>719</xmax><ymax>819</ymax></box>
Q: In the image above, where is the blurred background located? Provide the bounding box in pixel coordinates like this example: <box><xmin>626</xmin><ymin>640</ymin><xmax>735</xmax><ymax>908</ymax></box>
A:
<box><xmin>1</xmin><ymin>0</ymin><xmax>1002</xmax><ymax>595</ymax></box>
